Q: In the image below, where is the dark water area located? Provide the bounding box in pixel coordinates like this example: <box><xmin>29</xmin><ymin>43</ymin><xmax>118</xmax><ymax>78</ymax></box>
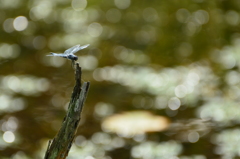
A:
<box><xmin>1</xmin><ymin>0</ymin><xmax>240</xmax><ymax>158</ymax></box>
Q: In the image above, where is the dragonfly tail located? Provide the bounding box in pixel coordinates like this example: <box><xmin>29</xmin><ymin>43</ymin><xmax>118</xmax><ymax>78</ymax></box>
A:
<box><xmin>46</xmin><ymin>53</ymin><xmax>57</xmax><ymax>56</ymax></box>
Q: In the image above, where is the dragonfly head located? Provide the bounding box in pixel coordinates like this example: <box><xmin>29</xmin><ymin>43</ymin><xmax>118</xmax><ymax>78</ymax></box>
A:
<box><xmin>68</xmin><ymin>54</ymin><xmax>78</xmax><ymax>61</ymax></box>
<box><xmin>73</xmin><ymin>56</ymin><xmax>78</xmax><ymax>61</ymax></box>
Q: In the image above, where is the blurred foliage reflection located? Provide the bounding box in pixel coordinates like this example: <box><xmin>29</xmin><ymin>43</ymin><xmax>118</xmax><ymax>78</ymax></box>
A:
<box><xmin>1</xmin><ymin>0</ymin><xmax>240</xmax><ymax>159</ymax></box>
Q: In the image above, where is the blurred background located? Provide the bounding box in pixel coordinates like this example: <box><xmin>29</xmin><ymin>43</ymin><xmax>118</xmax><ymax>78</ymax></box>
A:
<box><xmin>1</xmin><ymin>0</ymin><xmax>240</xmax><ymax>158</ymax></box>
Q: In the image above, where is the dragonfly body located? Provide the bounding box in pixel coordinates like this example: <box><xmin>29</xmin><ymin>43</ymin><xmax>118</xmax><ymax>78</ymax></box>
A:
<box><xmin>49</xmin><ymin>53</ymin><xmax>78</xmax><ymax>61</ymax></box>
<box><xmin>47</xmin><ymin>44</ymin><xmax>90</xmax><ymax>67</ymax></box>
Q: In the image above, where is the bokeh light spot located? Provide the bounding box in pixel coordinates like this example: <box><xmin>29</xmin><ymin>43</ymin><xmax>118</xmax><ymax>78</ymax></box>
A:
<box><xmin>0</xmin><ymin>43</ymin><xmax>20</xmax><ymax>59</ymax></box>
<box><xmin>33</xmin><ymin>36</ymin><xmax>47</xmax><ymax>50</ymax></box>
<box><xmin>225</xmin><ymin>10</ymin><xmax>240</xmax><ymax>26</ymax></box>
<box><xmin>0</xmin><ymin>95</ymin><xmax>10</xmax><ymax>109</ymax></box>
<box><xmin>13</xmin><ymin>16</ymin><xmax>28</xmax><ymax>31</ymax></box>
<box><xmin>193</xmin><ymin>10</ymin><xmax>209</xmax><ymax>25</ymax></box>
<box><xmin>176</xmin><ymin>8</ymin><xmax>191</xmax><ymax>23</ymax></box>
<box><xmin>3</xmin><ymin>131</ymin><xmax>15</xmax><ymax>143</ymax></box>
<box><xmin>78</xmin><ymin>55</ymin><xmax>98</xmax><ymax>70</ymax></box>
<box><xmin>175</xmin><ymin>85</ymin><xmax>187</xmax><ymax>98</ymax></box>
<box><xmin>135</xmin><ymin>30</ymin><xmax>151</xmax><ymax>44</ymax></box>
<box><xmin>10</xmin><ymin>98</ymin><xmax>26</xmax><ymax>112</ymax></box>
<box><xmin>106</xmin><ymin>8</ymin><xmax>121</xmax><ymax>23</ymax></box>
<box><xmin>29</xmin><ymin>1</ymin><xmax>53</xmax><ymax>20</ymax></box>
<box><xmin>6</xmin><ymin>76</ymin><xmax>20</xmax><ymax>92</ymax></box>
<box><xmin>87</xmin><ymin>22</ymin><xmax>103</xmax><ymax>37</ymax></box>
<box><xmin>178</xmin><ymin>42</ymin><xmax>192</xmax><ymax>57</ymax></box>
<box><xmin>0</xmin><ymin>0</ymin><xmax>20</xmax><ymax>8</ymax></box>
<box><xmin>75</xmin><ymin>135</ymin><xmax>87</xmax><ymax>147</ymax></box>
<box><xmin>94</xmin><ymin>102</ymin><xmax>114</xmax><ymax>118</ymax></box>
<box><xmin>71</xmin><ymin>0</ymin><xmax>87</xmax><ymax>11</ymax></box>
<box><xmin>142</xmin><ymin>8</ymin><xmax>158</xmax><ymax>22</ymax></box>
<box><xmin>49</xmin><ymin>56</ymin><xmax>66</xmax><ymax>67</ymax></box>
<box><xmin>168</xmin><ymin>97</ymin><xmax>181</xmax><ymax>110</ymax></box>
<box><xmin>188</xmin><ymin>131</ymin><xmax>199</xmax><ymax>143</ymax></box>
<box><xmin>3</xmin><ymin>18</ymin><xmax>14</xmax><ymax>33</ymax></box>
<box><xmin>114</xmin><ymin>0</ymin><xmax>131</xmax><ymax>9</ymax></box>
<box><xmin>1</xmin><ymin>117</ymin><xmax>18</xmax><ymax>132</ymax></box>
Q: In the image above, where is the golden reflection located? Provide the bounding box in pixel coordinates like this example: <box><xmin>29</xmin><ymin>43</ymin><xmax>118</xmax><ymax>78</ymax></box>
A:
<box><xmin>102</xmin><ymin>111</ymin><xmax>170</xmax><ymax>137</ymax></box>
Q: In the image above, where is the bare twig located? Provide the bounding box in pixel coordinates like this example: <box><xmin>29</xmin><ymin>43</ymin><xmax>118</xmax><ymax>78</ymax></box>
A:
<box><xmin>44</xmin><ymin>63</ymin><xmax>90</xmax><ymax>159</ymax></box>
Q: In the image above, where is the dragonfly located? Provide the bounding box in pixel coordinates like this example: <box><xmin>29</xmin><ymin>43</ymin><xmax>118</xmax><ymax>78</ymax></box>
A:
<box><xmin>47</xmin><ymin>44</ymin><xmax>90</xmax><ymax>68</ymax></box>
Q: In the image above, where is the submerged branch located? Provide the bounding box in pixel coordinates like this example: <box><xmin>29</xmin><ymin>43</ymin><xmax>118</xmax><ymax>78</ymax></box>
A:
<box><xmin>44</xmin><ymin>63</ymin><xmax>90</xmax><ymax>159</ymax></box>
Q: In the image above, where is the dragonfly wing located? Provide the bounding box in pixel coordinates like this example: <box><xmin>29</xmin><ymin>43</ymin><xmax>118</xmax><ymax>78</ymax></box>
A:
<box><xmin>64</xmin><ymin>45</ymin><xmax>80</xmax><ymax>55</ymax></box>
<box><xmin>71</xmin><ymin>44</ymin><xmax>90</xmax><ymax>54</ymax></box>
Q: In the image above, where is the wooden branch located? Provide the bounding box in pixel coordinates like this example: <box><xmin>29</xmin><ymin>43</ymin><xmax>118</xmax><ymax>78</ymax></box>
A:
<box><xmin>44</xmin><ymin>63</ymin><xmax>90</xmax><ymax>159</ymax></box>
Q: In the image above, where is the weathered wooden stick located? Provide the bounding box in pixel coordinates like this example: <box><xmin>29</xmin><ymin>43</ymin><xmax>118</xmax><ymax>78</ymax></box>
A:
<box><xmin>44</xmin><ymin>63</ymin><xmax>90</xmax><ymax>159</ymax></box>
